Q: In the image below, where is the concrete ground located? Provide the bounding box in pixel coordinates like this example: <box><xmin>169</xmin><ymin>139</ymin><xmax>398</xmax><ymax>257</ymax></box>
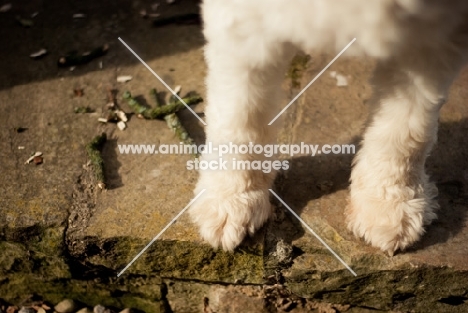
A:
<box><xmin>1</xmin><ymin>0</ymin><xmax>468</xmax><ymax>312</ymax></box>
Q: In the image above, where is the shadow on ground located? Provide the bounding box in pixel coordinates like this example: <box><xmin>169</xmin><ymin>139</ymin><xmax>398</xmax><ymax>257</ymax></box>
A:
<box><xmin>0</xmin><ymin>0</ymin><xmax>203</xmax><ymax>90</ymax></box>
<box><xmin>269</xmin><ymin>118</ymin><xmax>468</xmax><ymax>254</ymax></box>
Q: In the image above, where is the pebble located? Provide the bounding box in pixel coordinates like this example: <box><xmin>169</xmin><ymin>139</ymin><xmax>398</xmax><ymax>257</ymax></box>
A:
<box><xmin>55</xmin><ymin>299</ymin><xmax>78</xmax><ymax>313</ymax></box>
<box><xmin>0</xmin><ymin>3</ymin><xmax>12</xmax><ymax>13</ymax></box>
<box><xmin>329</xmin><ymin>71</ymin><xmax>348</xmax><ymax>86</ymax></box>
<box><xmin>116</xmin><ymin>75</ymin><xmax>132</xmax><ymax>83</ymax></box>
<box><xmin>33</xmin><ymin>156</ymin><xmax>43</xmax><ymax>165</ymax></box>
<box><xmin>93</xmin><ymin>305</ymin><xmax>107</xmax><ymax>313</ymax></box>
<box><xmin>29</xmin><ymin>48</ymin><xmax>47</xmax><ymax>59</ymax></box>
<box><xmin>73</xmin><ymin>13</ymin><xmax>87</xmax><ymax>19</ymax></box>
<box><xmin>115</xmin><ymin>110</ymin><xmax>128</xmax><ymax>122</ymax></box>
<box><xmin>117</xmin><ymin>121</ymin><xmax>126</xmax><ymax>131</ymax></box>
<box><xmin>1</xmin><ymin>300</ymin><xmax>131</xmax><ymax>313</ymax></box>
<box><xmin>6</xmin><ymin>306</ymin><xmax>17</xmax><ymax>313</ymax></box>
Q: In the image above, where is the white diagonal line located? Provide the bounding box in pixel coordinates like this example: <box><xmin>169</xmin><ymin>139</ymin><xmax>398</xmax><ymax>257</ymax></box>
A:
<box><xmin>118</xmin><ymin>37</ymin><xmax>207</xmax><ymax>126</ymax></box>
<box><xmin>117</xmin><ymin>189</ymin><xmax>206</xmax><ymax>277</ymax></box>
<box><xmin>268</xmin><ymin>38</ymin><xmax>356</xmax><ymax>125</ymax></box>
<box><xmin>268</xmin><ymin>189</ymin><xmax>357</xmax><ymax>276</ymax></box>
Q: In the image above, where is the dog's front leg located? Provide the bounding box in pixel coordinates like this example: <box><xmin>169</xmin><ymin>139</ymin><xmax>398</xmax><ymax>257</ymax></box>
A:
<box><xmin>189</xmin><ymin>11</ymin><xmax>291</xmax><ymax>250</ymax></box>
<box><xmin>347</xmin><ymin>54</ymin><xmax>464</xmax><ymax>255</ymax></box>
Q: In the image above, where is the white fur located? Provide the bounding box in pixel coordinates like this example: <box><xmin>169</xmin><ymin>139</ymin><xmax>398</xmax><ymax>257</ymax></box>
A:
<box><xmin>189</xmin><ymin>0</ymin><xmax>468</xmax><ymax>254</ymax></box>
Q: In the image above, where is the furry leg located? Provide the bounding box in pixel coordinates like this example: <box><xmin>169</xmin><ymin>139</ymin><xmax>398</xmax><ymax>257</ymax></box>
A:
<box><xmin>190</xmin><ymin>2</ymin><xmax>291</xmax><ymax>250</ymax></box>
<box><xmin>347</xmin><ymin>55</ymin><xmax>462</xmax><ymax>255</ymax></box>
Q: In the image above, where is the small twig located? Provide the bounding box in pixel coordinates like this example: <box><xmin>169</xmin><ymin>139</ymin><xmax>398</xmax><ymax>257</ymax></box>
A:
<box><xmin>150</xmin><ymin>88</ymin><xmax>163</xmax><ymax>107</ymax></box>
<box><xmin>16</xmin><ymin>15</ymin><xmax>33</xmax><ymax>27</ymax></box>
<box><xmin>85</xmin><ymin>133</ymin><xmax>107</xmax><ymax>189</ymax></box>
<box><xmin>152</xmin><ymin>13</ymin><xmax>201</xmax><ymax>27</ymax></box>
<box><xmin>122</xmin><ymin>91</ymin><xmax>202</xmax><ymax>119</ymax></box>
<box><xmin>168</xmin><ymin>85</ymin><xmax>182</xmax><ymax>105</ymax></box>
<box><xmin>106</xmin><ymin>87</ymin><xmax>117</xmax><ymax>108</ymax></box>
<box><xmin>74</xmin><ymin>106</ymin><xmax>94</xmax><ymax>113</ymax></box>
<box><xmin>164</xmin><ymin>113</ymin><xmax>197</xmax><ymax>152</ymax></box>
<box><xmin>58</xmin><ymin>44</ymin><xmax>109</xmax><ymax>67</ymax></box>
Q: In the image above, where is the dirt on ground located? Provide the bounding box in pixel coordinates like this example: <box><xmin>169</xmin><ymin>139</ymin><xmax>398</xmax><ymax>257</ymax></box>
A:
<box><xmin>1</xmin><ymin>1</ymin><xmax>468</xmax><ymax>313</ymax></box>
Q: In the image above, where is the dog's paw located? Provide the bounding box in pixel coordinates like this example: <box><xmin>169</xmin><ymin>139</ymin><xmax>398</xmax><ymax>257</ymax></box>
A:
<box><xmin>189</xmin><ymin>185</ymin><xmax>271</xmax><ymax>251</ymax></box>
<box><xmin>346</xmin><ymin>184</ymin><xmax>438</xmax><ymax>255</ymax></box>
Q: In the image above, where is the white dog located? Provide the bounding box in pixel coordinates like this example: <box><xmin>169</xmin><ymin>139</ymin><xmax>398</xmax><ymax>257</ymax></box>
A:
<box><xmin>189</xmin><ymin>0</ymin><xmax>468</xmax><ymax>255</ymax></box>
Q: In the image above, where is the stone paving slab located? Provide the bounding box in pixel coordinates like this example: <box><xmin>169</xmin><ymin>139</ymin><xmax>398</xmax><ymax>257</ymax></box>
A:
<box><xmin>1</xmin><ymin>0</ymin><xmax>468</xmax><ymax>312</ymax></box>
<box><xmin>271</xmin><ymin>54</ymin><xmax>468</xmax><ymax>312</ymax></box>
<box><xmin>278</xmin><ymin>54</ymin><xmax>468</xmax><ymax>271</ymax></box>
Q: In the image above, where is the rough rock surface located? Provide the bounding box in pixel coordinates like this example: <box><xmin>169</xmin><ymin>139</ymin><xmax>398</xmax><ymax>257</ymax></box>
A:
<box><xmin>1</xmin><ymin>0</ymin><xmax>467</xmax><ymax>312</ymax></box>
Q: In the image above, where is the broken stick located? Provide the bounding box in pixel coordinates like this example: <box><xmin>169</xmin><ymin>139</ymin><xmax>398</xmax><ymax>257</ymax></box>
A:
<box><xmin>58</xmin><ymin>44</ymin><xmax>109</xmax><ymax>67</ymax></box>
<box><xmin>86</xmin><ymin>133</ymin><xmax>107</xmax><ymax>189</ymax></box>
<box><xmin>164</xmin><ymin>113</ymin><xmax>194</xmax><ymax>143</ymax></box>
<box><xmin>122</xmin><ymin>91</ymin><xmax>202</xmax><ymax>119</ymax></box>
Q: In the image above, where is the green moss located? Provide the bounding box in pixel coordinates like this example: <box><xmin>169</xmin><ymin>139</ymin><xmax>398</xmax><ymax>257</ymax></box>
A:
<box><xmin>116</xmin><ymin>295</ymin><xmax>164</xmax><ymax>312</ymax></box>
<box><xmin>0</xmin><ymin>241</ymin><xmax>30</xmax><ymax>273</ymax></box>
<box><xmin>86</xmin><ymin>133</ymin><xmax>107</xmax><ymax>187</ymax></box>
<box><xmin>87</xmin><ymin>238</ymin><xmax>264</xmax><ymax>284</ymax></box>
<box><xmin>0</xmin><ymin>274</ymin><xmax>164</xmax><ymax>312</ymax></box>
<box><xmin>1</xmin><ymin>227</ymin><xmax>70</xmax><ymax>278</ymax></box>
<box><xmin>4</xmin><ymin>224</ymin><xmax>467</xmax><ymax>313</ymax></box>
<box><xmin>287</xmin><ymin>53</ymin><xmax>311</xmax><ymax>88</ymax></box>
<box><xmin>285</xmin><ymin>268</ymin><xmax>468</xmax><ymax>312</ymax></box>
<box><xmin>0</xmin><ymin>228</ymin><xmax>165</xmax><ymax>312</ymax></box>
<box><xmin>74</xmin><ymin>106</ymin><xmax>94</xmax><ymax>114</ymax></box>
